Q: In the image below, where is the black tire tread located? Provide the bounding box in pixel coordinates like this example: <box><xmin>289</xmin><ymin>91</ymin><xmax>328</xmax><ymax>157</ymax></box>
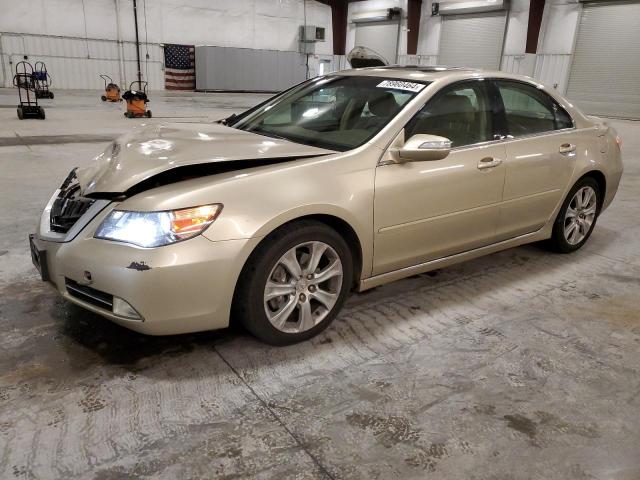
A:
<box><xmin>547</xmin><ymin>176</ymin><xmax>601</xmax><ymax>253</ymax></box>
<box><xmin>232</xmin><ymin>220</ymin><xmax>353</xmax><ymax>346</ymax></box>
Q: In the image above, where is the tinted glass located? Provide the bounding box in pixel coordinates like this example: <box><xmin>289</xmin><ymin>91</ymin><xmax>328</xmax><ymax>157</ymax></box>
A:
<box><xmin>553</xmin><ymin>103</ymin><xmax>573</xmax><ymax>130</ymax></box>
<box><xmin>233</xmin><ymin>76</ymin><xmax>427</xmax><ymax>151</ymax></box>
<box><xmin>496</xmin><ymin>81</ymin><xmax>571</xmax><ymax>136</ymax></box>
<box><xmin>404</xmin><ymin>81</ymin><xmax>493</xmax><ymax>148</ymax></box>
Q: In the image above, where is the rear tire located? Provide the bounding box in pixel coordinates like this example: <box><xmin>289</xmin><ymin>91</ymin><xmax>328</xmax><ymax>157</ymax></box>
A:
<box><xmin>146</xmin><ymin>110</ymin><xmax>152</xmax><ymax>118</ymax></box>
<box><xmin>49</xmin><ymin>92</ymin><xmax>54</xmax><ymax>99</ymax></box>
<box><xmin>38</xmin><ymin>107</ymin><xmax>45</xmax><ymax>119</ymax></box>
<box><xmin>233</xmin><ymin>221</ymin><xmax>353</xmax><ymax>345</ymax></box>
<box><xmin>547</xmin><ymin>177</ymin><xmax>600</xmax><ymax>253</ymax></box>
<box><xmin>17</xmin><ymin>107</ymin><xmax>24</xmax><ymax>120</ymax></box>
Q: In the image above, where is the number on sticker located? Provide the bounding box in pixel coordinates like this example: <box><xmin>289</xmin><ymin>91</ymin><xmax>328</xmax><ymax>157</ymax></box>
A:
<box><xmin>377</xmin><ymin>80</ymin><xmax>426</xmax><ymax>93</ymax></box>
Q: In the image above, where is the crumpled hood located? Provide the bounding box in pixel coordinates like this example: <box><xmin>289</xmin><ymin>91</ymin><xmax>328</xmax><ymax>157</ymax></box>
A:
<box><xmin>77</xmin><ymin>122</ymin><xmax>334</xmax><ymax>195</ymax></box>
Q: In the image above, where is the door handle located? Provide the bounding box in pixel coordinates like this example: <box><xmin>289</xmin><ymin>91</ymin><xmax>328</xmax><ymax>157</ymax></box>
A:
<box><xmin>477</xmin><ymin>157</ymin><xmax>503</xmax><ymax>170</ymax></box>
<box><xmin>559</xmin><ymin>143</ymin><xmax>576</xmax><ymax>155</ymax></box>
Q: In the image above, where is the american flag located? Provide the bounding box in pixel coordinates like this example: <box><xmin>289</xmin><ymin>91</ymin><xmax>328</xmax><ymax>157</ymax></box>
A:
<box><xmin>164</xmin><ymin>44</ymin><xmax>195</xmax><ymax>90</ymax></box>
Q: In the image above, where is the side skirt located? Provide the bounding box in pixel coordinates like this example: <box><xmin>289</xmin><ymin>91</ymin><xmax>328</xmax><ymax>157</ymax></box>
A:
<box><xmin>358</xmin><ymin>229</ymin><xmax>549</xmax><ymax>292</ymax></box>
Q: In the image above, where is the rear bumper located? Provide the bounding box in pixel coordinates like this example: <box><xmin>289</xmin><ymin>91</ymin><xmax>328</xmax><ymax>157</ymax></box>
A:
<box><xmin>32</xmin><ymin>230</ymin><xmax>260</xmax><ymax>335</ymax></box>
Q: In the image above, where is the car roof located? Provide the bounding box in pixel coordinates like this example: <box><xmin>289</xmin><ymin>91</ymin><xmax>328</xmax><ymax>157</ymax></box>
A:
<box><xmin>336</xmin><ymin>65</ymin><xmax>511</xmax><ymax>82</ymax></box>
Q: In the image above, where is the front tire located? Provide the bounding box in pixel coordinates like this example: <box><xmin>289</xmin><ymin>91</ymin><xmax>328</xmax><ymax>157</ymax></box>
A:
<box><xmin>548</xmin><ymin>177</ymin><xmax>600</xmax><ymax>253</ymax></box>
<box><xmin>233</xmin><ymin>221</ymin><xmax>353</xmax><ymax>345</ymax></box>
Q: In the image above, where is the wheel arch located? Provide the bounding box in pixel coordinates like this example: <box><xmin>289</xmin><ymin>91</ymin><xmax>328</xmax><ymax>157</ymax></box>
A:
<box><xmin>237</xmin><ymin>213</ymin><xmax>364</xmax><ymax>291</ymax></box>
<box><xmin>579</xmin><ymin>170</ymin><xmax>606</xmax><ymax>209</ymax></box>
<box><xmin>229</xmin><ymin>213</ymin><xmax>365</xmax><ymax>329</ymax></box>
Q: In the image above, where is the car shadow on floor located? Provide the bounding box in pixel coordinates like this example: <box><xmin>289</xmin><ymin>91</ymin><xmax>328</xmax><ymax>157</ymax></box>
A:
<box><xmin>39</xmin><ymin>226</ymin><xmax>623</xmax><ymax>377</ymax></box>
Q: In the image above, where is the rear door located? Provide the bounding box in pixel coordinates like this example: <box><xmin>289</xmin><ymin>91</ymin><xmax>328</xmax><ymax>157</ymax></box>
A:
<box><xmin>492</xmin><ymin>79</ymin><xmax>577</xmax><ymax>240</ymax></box>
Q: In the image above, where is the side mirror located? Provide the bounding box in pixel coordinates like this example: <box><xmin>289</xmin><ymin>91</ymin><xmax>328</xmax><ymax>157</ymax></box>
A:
<box><xmin>393</xmin><ymin>134</ymin><xmax>452</xmax><ymax>162</ymax></box>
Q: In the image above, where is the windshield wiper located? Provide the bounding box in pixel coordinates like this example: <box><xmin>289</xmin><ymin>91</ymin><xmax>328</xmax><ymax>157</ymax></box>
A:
<box><xmin>219</xmin><ymin>113</ymin><xmax>238</xmax><ymax>126</ymax></box>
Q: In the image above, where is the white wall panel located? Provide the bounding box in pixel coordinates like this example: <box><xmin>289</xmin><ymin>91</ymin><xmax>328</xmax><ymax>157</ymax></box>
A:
<box><xmin>502</xmin><ymin>0</ymin><xmax>529</xmax><ymax>56</ymax></box>
<box><xmin>501</xmin><ymin>53</ymin><xmax>535</xmax><ymax>76</ymax></box>
<box><xmin>0</xmin><ymin>0</ymin><xmax>334</xmax><ymax>89</ymax></box>
<box><xmin>416</xmin><ymin>0</ymin><xmax>441</xmax><ymax>56</ymax></box>
<box><xmin>566</xmin><ymin>2</ymin><xmax>640</xmax><ymax>119</ymax></box>
<box><xmin>533</xmin><ymin>53</ymin><xmax>572</xmax><ymax>93</ymax></box>
<box><xmin>537</xmin><ymin>1</ymin><xmax>580</xmax><ymax>55</ymax></box>
<box><xmin>397</xmin><ymin>54</ymin><xmax>438</xmax><ymax>66</ymax></box>
<box><xmin>346</xmin><ymin>0</ymin><xmax>408</xmax><ymax>58</ymax></box>
<box><xmin>439</xmin><ymin>12</ymin><xmax>507</xmax><ymax>69</ymax></box>
<box><xmin>1</xmin><ymin>33</ymin><xmax>163</xmax><ymax>89</ymax></box>
<box><xmin>355</xmin><ymin>21</ymin><xmax>400</xmax><ymax>64</ymax></box>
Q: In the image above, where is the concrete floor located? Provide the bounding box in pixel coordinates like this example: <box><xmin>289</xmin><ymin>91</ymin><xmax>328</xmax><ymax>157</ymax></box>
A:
<box><xmin>1</xmin><ymin>88</ymin><xmax>639</xmax><ymax>480</ymax></box>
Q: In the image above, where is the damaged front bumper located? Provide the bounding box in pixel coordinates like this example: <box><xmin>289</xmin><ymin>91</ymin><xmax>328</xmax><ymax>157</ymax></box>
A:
<box><xmin>31</xmin><ymin>192</ymin><xmax>259</xmax><ymax>335</ymax></box>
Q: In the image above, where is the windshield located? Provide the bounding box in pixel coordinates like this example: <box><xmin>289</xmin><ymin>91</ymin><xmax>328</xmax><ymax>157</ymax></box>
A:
<box><xmin>232</xmin><ymin>76</ymin><xmax>429</xmax><ymax>151</ymax></box>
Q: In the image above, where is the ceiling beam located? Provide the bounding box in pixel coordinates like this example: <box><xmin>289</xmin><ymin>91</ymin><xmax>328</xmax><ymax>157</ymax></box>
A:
<box><xmin>315</xmin><ymin>0</ymin><xmax>350</xmax><ymax>55</ymax></box>
<box><xmin>407</xmin><ymin>0</ymin><xmax>422</xmax><ymax>56</ymax></box>
<box><xmin>526</xmin><ymin>0</ymin><xmax>546</xmax><ymax>54</ymax></box>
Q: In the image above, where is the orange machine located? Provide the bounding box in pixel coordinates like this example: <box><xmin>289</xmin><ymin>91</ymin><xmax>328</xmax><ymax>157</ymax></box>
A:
<box><xmin>122</xmin><ymin>81</ymin><xmax>151</xmax><ymax>118</ymax></box>
<box><xmin>100</xmin><ymin>75</ymin><xmax>122</xmax><ymax>102</ymax></box>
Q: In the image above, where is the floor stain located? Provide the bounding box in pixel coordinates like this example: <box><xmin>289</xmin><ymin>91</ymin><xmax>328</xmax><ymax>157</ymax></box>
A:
<box><xmin>405</xmin><ymin>442</ymin><xmax>449</xmax><ymax>471</ymax></box>
<box><xmin>346</xmin><ymin>412</ymin><xmax>420</xmax><ymax>447</ymax></box>
<box><xmin>78</xmin><ymin>385</ymin><xmax>107</xmax><ymax>414</ymax></box>
<box><xmin>503</xmin><ymin>414</ymin><xmax>537</xmax><ymax>439</ymax></box>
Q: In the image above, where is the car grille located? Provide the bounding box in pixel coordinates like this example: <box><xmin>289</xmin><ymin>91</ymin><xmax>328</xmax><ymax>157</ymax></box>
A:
<box><xmin>50</xmin><ymin>169</ymin><xmax>95</xmax><ymax>233</ymax></box>
<box><xmin>65</xmin><ymin>278</ymin><xmax>113</xmax><ymax>311</ymax></box>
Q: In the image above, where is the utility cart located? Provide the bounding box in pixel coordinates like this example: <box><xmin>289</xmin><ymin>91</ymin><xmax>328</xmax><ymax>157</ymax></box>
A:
<box><xmin>13</xmin><ymin>61</ymin><xmax>45</xmax><ymax>120</ymax></box>
<box><xmin>33</xmin><ymin>61</ymin><xmax>54</xmax><ymax>99</ymax></box>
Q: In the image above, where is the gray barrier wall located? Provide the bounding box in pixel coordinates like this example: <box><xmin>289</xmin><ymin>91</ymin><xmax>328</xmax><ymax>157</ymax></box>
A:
<box><xmin>195</xmin><ymin>46</ymin><xmax>308</xmax><ymax>92</ymax></box>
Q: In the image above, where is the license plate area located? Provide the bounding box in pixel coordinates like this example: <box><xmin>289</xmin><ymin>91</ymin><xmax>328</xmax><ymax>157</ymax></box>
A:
<box><xmin>29</xmin><ymin>234</ymin><xmax>50</xmax><ymax>282</ymax></box>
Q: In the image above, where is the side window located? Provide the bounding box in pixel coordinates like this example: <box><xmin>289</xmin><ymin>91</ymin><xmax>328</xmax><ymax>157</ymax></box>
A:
<box><xmin>553</xmin><ymin>103</ymin><xmax>573</xmax><ymax>130</ymax></box>
<box><xmin>404</xmin><ymin>81</ymin><xmax>493</xmax><ymax>148</ymax></box>
<box><xmin>496</xmin><ymin>81</ymin><xmax>571</xmax><ymax>136</ymax></box>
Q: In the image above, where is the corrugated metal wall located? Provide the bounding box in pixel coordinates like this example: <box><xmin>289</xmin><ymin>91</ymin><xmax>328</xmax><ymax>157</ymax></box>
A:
<box><xmin>533</xmin><ymin>54</ymin><xmax>573</xmax><ymax>94</ymax></box>
<box><xmin>397</xmin><ymin>54</ymin><xmax>439</xmax><ymax>66</ymax></box>
<box><xmin>501</xmin><ymin>54</ymin><xmax>536</xmax><ymax>76</ymax></box>
<box><xmin>0</xmin><ymin>33</ymin><xmax>164</xmax><ymax>89</ymax></box>
<box><xmin>566</xmin><ymin>1</ymin><xmax>640</xmax><ymax>119</ymax></box>
<box><xmin>439</xmin><ymin>13</ymin><xmax>508</xmax><ymax>70</ymax></box>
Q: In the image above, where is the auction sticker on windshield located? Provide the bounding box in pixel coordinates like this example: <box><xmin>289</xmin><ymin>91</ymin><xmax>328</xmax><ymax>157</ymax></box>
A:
<box><xmin>376</xmin><ymin>80</ymin><xmax>426</xmax><ymax>92</ymax></box>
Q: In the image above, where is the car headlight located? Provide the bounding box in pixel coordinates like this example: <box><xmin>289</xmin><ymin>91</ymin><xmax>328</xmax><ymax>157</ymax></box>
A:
<box><xmin>94</xmin><ymin>204</ymin><xmax>222</xmax><ymax>247</ymax></box>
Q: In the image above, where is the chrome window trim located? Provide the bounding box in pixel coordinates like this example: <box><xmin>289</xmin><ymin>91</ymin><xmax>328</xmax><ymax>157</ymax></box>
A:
<box><xmin>375</xmin><ymin>76</ymin><xmax>580</xmax><ymax>163</ymax></box>
<box><xmin>490</xmin><ymin>77</ymin><xmax>576</xmax><ymax>136</ymax></box>
<box><xmin>485</xmin><ymin>126</ymin><xmax>578</xmax><ymax>145</ymax></box>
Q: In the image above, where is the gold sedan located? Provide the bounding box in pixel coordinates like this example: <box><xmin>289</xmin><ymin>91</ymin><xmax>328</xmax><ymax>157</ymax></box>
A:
<box><xmin>30</xmin><ymin>67</ymin><xmax>623</xmax><ymax>345</ymax></box>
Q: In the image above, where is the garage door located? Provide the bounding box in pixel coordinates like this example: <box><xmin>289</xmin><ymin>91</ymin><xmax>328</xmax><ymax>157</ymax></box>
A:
<box><xmin>566</xmin><ymin>1</ymin><xmax>640</xmax><ymax>119</ymax></box>
<box><xmin>439</xmin><ymin>12</ymin><xmax>507</xmax><ymax>69</ymax></box>
<box><xmin>354</xmin><ymin>21</ymin><xmax>400</xmax><ymax>65</ymax></box>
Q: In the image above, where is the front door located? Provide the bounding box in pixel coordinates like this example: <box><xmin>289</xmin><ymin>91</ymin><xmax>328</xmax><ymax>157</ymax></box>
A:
<box><xmin>373</xmin><ymin>80</ymin><xmax>506</xmax><ymax>275</ymax></box>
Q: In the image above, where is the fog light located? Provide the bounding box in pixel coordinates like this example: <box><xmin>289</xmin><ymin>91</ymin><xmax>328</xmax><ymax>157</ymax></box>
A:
<box><xmin>113</xmin><ymin>297</ymin><xmax>143</xmax><ymax>320</ymax></box>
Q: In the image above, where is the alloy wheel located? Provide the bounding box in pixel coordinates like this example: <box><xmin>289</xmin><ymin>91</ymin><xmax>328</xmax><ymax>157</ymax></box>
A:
<box><xmin>263</xmin><ymin>241</ymin><xmax>343</xmax><ymax>333</ymax></box>
<box><xmin>564</xmin><ymin>186</ymin><xmax>597</xmax><ymax>245</ymax></box>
